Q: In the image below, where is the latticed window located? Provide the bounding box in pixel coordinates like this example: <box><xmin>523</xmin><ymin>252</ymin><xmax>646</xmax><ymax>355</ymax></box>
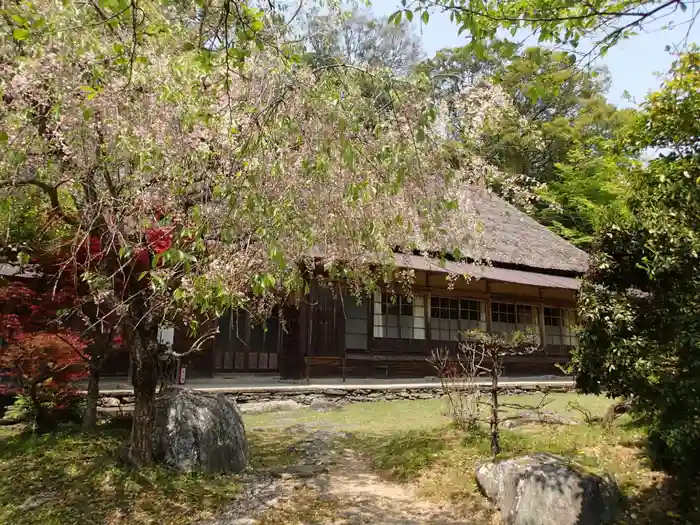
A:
<box><xmin>544</xmin><ymin>307</ymin><xmax>578</xmax><ymax>347</ymax></box>
<box><xmin>490</xmin><ymin>302</ymin><xmax>540</xmax><ymax>343</ymax></box>
<box><xmin>373</xmin><ymin>291</ymin><xmax>426</xmax><ymax>339</ymax></box>
<box><xmin>343</xmin><ymin>295</ymin><xmax>368</xmax><ymax>350</ymax></box>
<box><xmin>430</xmin><ymin>297</ymin><xmax>486</xmax><ymax>341</ymax></box>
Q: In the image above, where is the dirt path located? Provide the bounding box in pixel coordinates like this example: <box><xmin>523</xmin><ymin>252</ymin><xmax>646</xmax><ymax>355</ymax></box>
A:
<box><xmin>199</xmin><ymin>430</ymin><xmax>469</xmax><ymax>525</ymax></box>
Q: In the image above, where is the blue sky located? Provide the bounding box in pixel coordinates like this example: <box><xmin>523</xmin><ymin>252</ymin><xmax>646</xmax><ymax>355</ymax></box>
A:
<box><xmin>370</xmin><ymin>1</ymin><xmax>700</xmax><ymax>108</ymax></box>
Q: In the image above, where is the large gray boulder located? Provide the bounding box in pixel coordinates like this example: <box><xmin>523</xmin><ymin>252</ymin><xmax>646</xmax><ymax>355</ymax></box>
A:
<box><xmin>152</xmin><ymin>388</ymin><xmax>248</xmax><ymax>473</ymax></box>
<box><xmin>475</xmin><ymin>453</ymin><xmax>619</xmax><ymax>525</ymax></box>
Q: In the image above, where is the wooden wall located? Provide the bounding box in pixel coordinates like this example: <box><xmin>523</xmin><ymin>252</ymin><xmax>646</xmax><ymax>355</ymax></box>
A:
<box><xmin>304</xmin><ymin>355</ymin><xmax>569</xmax><ymax>379</ymax></box>
<box><xmin>100</xmin><ymin>271</ymin><xmax>578</xmax><ymax>380</ymax></box>
<box><xmin>278</xmin><ymin>305</ymin><xmax>302</xmax><ymax>378</ymax></box>
<box><xmin>300</xmin><ymin>272</ymin><xmax>577</xmax><ymax>380</ymax></box>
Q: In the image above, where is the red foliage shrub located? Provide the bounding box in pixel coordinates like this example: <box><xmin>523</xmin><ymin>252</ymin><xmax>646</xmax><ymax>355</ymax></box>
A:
<box><xmin>146</xmin><ymin>226</ymin><xmax>173</xmax><ymax>255</ymax></box>
<box><xmin>0</xmin><ymin>278</ymin><xmax>88</xmax><ymax>419</ymax></box>
<box><xmin>134</xmin><ymin>226</ymin><xmax>174</xmax><ymax>269</ymax></box>
<box><xmin>0</xmin><ymin>332</ymin><xmax>87</xmax><ymax>404</ymax></box>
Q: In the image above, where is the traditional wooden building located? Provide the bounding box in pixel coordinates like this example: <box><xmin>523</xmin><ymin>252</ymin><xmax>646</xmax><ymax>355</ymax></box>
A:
<box><xmin>105</xmin><ymin>191</ymin><xmax>587</xmax><ymax>380</ymax></box>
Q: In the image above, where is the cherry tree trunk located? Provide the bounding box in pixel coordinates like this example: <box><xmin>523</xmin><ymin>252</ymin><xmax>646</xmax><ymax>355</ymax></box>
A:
<box><xmin>127</xmin><ymin>331</ymin><xmax>159</xmax><ymax>465</ymax></box>
<box><xmin>82</xmin><ymin>366</ymin><xmax>100</xmax><ymax>431</ymax></box>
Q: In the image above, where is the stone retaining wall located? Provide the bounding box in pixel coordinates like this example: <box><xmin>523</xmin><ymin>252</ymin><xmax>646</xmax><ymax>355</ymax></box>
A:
<box><xmin>97</xmin><ymin>384</ymin><xmax>574</xmax><ymax>412</ymax></box>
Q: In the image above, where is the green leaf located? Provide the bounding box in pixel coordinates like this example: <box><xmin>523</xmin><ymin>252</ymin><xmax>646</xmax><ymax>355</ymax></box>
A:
<box><xmin>12</xmin><ymin>28</ymin><xmax>29</xmax><ymax>41</ymax></box>
<box><xmin>80</xmin><ymin>85</ymin><xmax>99</xmax><ymax>101</ymax></box>
<box><xmin>422</xmin><ymin>11</ymin><xmax>429</xmax><ymax>24</ymax></box>
<box><xmin>0</xmin><ymin>131</ymin><xmax>7</xmax><ymax>145</ymax></box>
<box><xmin>405</xmin><ymin>9</ymin><xmax>413</xmax><ymax>22</ymax></box>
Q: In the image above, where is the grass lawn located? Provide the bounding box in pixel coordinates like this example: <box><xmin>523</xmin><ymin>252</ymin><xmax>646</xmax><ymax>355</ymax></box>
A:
<box><xmin>245</xmin><ymin>397</ymin><xmax>451</xmax><ymax>433</ymax></box>
<box><xmin>1</xmin><ymin>393</ymin><xmax>696</xmax><ymax>525</ymax></box>
<box><xmin>0</xmin><ymin>420</ymin><xmax>307</xmax><ymax>525</ymax></box>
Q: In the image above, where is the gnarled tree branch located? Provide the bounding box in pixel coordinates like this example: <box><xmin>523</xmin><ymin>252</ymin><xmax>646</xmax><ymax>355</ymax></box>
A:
<box><xmin>0</xmin><ymin>177</ymin><xmax>78</xmax><ymax>226</ymax></box>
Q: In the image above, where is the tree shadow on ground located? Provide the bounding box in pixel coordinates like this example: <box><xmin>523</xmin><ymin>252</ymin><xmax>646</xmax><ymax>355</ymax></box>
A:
<box><xmin>601</xmin><ymin>423</ymin><xmax>700</xmax><ymax>525</ymax></box>
<box><xmin>626</xmin><ymin>475</ymin><xmax>700</xmax><ymax>525</ymax></box>
<box><xmin>0</xmin><ymin>422</ymin><xmax>252</xmax><ymax>525</ymax></box>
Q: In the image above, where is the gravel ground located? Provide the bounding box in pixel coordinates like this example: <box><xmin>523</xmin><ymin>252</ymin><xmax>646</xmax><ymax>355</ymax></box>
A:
<box><xmin>197</xmin><ymin>429</ymin><xmax>470</xmax><ymax>525</ymax></box>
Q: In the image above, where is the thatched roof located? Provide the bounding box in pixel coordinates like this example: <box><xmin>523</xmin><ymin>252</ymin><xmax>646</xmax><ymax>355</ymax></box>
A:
<box><xmin>465</xmin><ymin>191</ymin><xmax>588</xmax><ymax>274</ymax></box>
<box><xmin>312</xmin><ymin>188</ymin><xmax>588</xmax><ymax>278</ymax></box>
<box><xmin>394</xmin><ymin>254</ymin><xmax>581</xmax><ymax>289</ymax></box>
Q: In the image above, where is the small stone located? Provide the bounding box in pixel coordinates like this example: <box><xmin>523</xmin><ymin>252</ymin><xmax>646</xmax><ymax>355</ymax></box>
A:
<box><xmin>322</xmin><ymin>389</ymin><xmax>347</xmax><ymax>396</ymax></box>
<box><xmin>309</xmin><ymin>399</ymin><xmax>338</xmax><ymax>412</ymax></box>
<box><xmin>230</xmin><ymin>519</ymin><xmax>257</xmax><ymax>525</ymax></box>
<box><xmin>101</xmin><ymin>397</ymin><xmax>120</xmax><ymax>407</ymax></box>
<box><xmin>285</xmin><ymin>464</ymin><xmax>328</xmax><ymax>478</ymax></box>
<box><xmin>238</xmin><ymin>400</ymin><xmax>304</xmax><ymax>414</ymax></box>
<box><xmin>19</xmin><ymin>494</ymin><xmax>55</xmax><ymax>511</ymax></box>
<box><xmin>516</xmin><ymin>409</ymin><xmax>579</xmax><ymax>426</ymax></box>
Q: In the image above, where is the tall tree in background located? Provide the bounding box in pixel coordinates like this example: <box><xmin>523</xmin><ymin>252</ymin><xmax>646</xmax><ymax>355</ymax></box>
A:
<box><xmin>490</xmin><ymin>47</ymin><xmax>637</xmax><ymax>246</ymax></box>
<box><xmin>305</xmin><ymin>8</ymin><xmax>423</xmax><ymax>73</ymax></box>
<box><xmin>421</xmin><ymin>41</ymin><xmax>634</xmax><ymax>247</ymax></box>
<box><xmin>300</xmin><ymin>7</ymin><xmax>424</xmax><ymax>121</ymax></box>
<box><xmin>572</xmin><ymin>52</ymin><xmax>700</xmax><ymax>483</ymax></box>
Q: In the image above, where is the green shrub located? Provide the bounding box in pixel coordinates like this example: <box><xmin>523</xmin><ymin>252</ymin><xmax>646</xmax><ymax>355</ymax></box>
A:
<box><xmin>572</xmin><ymin>52</ymin><xmax>700</xmax><ymax>480</ymax></box>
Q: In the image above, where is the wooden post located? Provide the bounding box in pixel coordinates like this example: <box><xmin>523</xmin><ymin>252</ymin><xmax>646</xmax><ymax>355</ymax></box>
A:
<box><xmin>485</xmin><ymin>281</ymin><xmax>493</xmax><ymax>333</ymax></box>
<box><xmin>538</xmin><ymin>289</ymin><xmax>547</xmax><ymax>354</ymax></box>
<box><xmin>425</xmin><ymin>289</ymin><xmax>432</xmax><ymax>342</ymax></box>
<box><xmin>243</xmin><ymin>312</ymin><xmax>251</xmax><ymax>371</ymax></box>
<box><xmin>298</xmin><ymin>297</ymin><xmax>308</xmax><ymax>380</ymax></box>
<box><xmin>307</xmin><ymin>297</ymin><xmax>313</xmax><ymax>384</ymax></box>
<box><xmin>366</xmin><ymin>297</ymin><xmax>372</xmax><ymax>353</ymax></box>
